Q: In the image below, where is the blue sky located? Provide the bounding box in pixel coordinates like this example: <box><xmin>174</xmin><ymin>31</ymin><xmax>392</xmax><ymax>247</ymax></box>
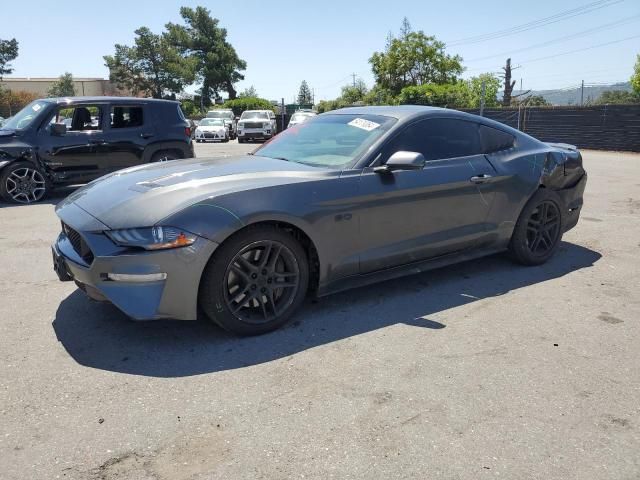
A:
<box><xmin>3</xmin><ymin>0</ymin><xmax>639</xmax><ymax>100</ymax></box>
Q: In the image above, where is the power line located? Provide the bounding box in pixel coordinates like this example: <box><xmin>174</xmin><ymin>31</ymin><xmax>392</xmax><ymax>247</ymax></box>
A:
<box><xmin>447</xmin><ymin>0</ymin><xmax>625</xmax><ymax>46</ymax></box>
<box><xmin>465</xmin><ymin>14</ymin><xmax>640</xmax><ymax>63</ymax></box>
<box><xmin>465</xmin><ymin>33</ymin><xmax>640</xmax><ymax>74</ymax></box>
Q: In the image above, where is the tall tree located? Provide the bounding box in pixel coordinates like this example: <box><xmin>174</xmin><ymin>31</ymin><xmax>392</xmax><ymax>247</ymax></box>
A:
<box><xmin>369</xmin><ymin>20</ymin><xmax>463</xmax><ymax>95</ymax></box>
<box><xmin>239</xmin><ymin>85</ymin><xmax>258</xmax><ymax>98</ymax></box>
<box><xmin>0</xmin><ymin>38</ymin><xmax>19</xmax><ymax>80</ymax></box>
<box><xmin>104</xmin><ymin>27</ymin><xmax>194</xmax><ymax>99</ymax></box>
<box><xmin>501</xmin><ymin>58</ymin><xmax>516</xmax><ymax>107</ymax></box>
<box><xmin>297</xmin><ymin>80</ymin><xmax>312</xmax><ymax>104</ymax></box>
<box><xmin>631</xmin><ymin>54</ymin><xmax>640</xmax><ymax>95</ymax></box>
<box><xmin>166</xmin><ymin>7</ymin><xmax>246</xmax><ymax>103</ymax></box>
<box><xmin>340</xmin><ymin>78</ymin><xmax>368</xmax><ymax>104</ymax></box>
<box><xmin>47</xmin><ymin>72</ymin><xmax>76</xmax><ymax>97</ymax></box>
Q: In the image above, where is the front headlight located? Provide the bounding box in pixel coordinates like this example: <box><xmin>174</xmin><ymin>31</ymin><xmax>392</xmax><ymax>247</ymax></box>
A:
<box><xmin>105</xmin><ymin>226</ymin><xmax>197</xmax><ymax>250</ymax></box>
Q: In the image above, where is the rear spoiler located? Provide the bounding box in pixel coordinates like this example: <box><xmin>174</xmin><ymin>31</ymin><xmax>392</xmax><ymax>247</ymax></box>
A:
<box><xmin>545</xmin><ymin>142</ymin><xmax>578</xmax><ymax>152</ymax></box>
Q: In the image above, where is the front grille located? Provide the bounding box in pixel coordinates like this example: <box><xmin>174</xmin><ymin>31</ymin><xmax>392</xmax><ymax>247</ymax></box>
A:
<box><xmin>243</xmin><ymin>122</ymin><xmax>264</xmax><ymax>129</ymax></box>
<box><xmin>62</xmin><ymin>222</ymin><xmax>94</xmax><ymax>264</ymax></box>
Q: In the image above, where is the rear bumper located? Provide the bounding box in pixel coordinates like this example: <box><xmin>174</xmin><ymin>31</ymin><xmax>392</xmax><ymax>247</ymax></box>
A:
<box><xmin>52</xmin><ymin>222</ymin><xmax>218</xmax><ymax>321</ymax></box>
<box><xmin>558</xmin><ymin>173</ymin><xmax>587</xmax><ymax>233</ymax></box>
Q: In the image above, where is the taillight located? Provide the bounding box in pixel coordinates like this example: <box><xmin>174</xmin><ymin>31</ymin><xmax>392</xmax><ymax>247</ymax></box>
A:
<box><xmin>185</xmin><ymin>127</ymin><xmax>191</xmax><ymax>137</ymax></box>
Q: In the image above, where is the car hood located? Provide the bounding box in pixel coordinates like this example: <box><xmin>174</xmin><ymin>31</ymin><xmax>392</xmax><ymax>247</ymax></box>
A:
<box><xmin>197</xmin><ymin>125</ymin><xmax>225</xmax><ymax>132</ymax></box>
<box><xmin>56</xmin><ymin>155</ymin><xmax>330</xmax><ymax>229</ymax></box>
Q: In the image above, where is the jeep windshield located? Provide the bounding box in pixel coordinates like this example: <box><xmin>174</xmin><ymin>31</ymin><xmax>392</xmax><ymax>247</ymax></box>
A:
<box><xmin>241</xmin><ymin>112</ymin><xmax>269</xmax><ymax>120</ymax></box>
<box><xmin>1</xmin><ymin>100</ymin><xmax>51</xmax><ymax>131</ymax></box>
<box><xmin>199</xmin><ymin>118</ymin><xmax>224</xmax><ymax>127</ymax></box>
<box><xmin>253</xmin><ymin>114</ymin><xmax>396</xmax><ymax>169</ymax></box>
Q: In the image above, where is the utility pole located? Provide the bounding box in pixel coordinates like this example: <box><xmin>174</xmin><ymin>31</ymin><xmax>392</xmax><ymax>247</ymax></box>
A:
<box><xmin>351</xmin><ymin>73</ymin><xmax>357</xmax><ymax>88</ymax></box>
<box><xmin>580</xmin><ymin>80</ymin><xmax>584</xmax><ymax>106</ymax></box>
<box><xmin>480</xmin><ymin>79</ymin><xmax>486</xmax><ymax>117</ymax></box>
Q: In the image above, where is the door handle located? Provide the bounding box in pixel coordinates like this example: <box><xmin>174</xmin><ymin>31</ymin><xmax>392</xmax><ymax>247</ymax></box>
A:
<box><xmin>89</xmin><ymin>139</ymin><xmax>107</xmax><ymax>145</ymax></box>
<box><xmin>140</xmin><ymin>133</ymin><xmax>154</xmax><ymax>139</ymax></box>
<box><xmin>470</xmin><ymin>174</ymin><xmax>492</xmax><ymax>184</ymax></box>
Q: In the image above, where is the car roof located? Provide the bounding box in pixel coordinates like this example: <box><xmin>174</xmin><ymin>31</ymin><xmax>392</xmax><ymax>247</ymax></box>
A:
<box><xmin>46</xmin><ymin>96</ymin><xmax>180</xmax><ymax>105</ymax></box>
<box><xmin>328</xmin><ymin>105</ymin><xmax>462</xmax><ymax>120</ymax></box>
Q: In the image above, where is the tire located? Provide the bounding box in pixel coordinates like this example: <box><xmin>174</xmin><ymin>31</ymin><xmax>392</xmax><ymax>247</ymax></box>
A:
<box><xmin>199</xmin><ymin>225</ymin><xmax>309</xmax><ymax>335</ymax></box>
<box><xmin>151</xmin><ymin>150</ymin><xmax>179</xmax><ymax>162</ymax></box>
<box><xmin>223</xmin><ymin>136</ymin><xmax>229</xmax><ymax>143</ymax></box>
<box><xmin>0</xmin><ymin>161</ymin><xmax>49</xmax><ymax>204</ymax></box>
<box><xmin>509</xmin><ymin>188</ymin><xmax>564</xmax><ymax>266</ymax></box>
<box><xmin>238</xmin><ymin>138</ymin><xmax>244</xmax><ymax>144</ymax></box>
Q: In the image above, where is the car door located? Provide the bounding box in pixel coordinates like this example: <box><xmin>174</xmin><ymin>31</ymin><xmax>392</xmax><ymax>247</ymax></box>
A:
<box><xmin>357</xmin><ymin>117</ymin><xmax>497</xmax><ymax>273</ymax></box>
<box><xmin>37</xmin><ymin>104</ymin><xmax>108</xmax><ymax>183</ymax></box>
<box><xmin>99</xmin><ymin>104</ymin><xmax>151</xmax><ymax>172</ymax></box>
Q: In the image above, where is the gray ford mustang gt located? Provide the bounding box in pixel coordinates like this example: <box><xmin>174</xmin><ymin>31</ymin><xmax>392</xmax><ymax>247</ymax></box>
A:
<box><xmin>52</xmin><ymin>106</ymin><xmax>587</xmax><ymax>335</ymax></box>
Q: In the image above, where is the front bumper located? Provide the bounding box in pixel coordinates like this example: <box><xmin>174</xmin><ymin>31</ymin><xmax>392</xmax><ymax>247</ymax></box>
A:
<box><xmin>52</xmin><ymin>203</ymin><xmax>218</xmax><ymax>321</ymax></box>
<box><xmin>237</xmin><ymin>128</ymin><xmax>273</xmax><ymax>140</ymax></box>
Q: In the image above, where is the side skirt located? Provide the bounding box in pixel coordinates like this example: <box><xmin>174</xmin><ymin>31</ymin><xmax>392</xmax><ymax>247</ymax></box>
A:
<box><xmin>317</xmin><ymin>247</ymin><xmax>507</xmax><ymax>297</ymax></box>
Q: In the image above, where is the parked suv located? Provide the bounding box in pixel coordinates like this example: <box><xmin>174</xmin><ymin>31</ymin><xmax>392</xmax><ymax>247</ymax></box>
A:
<box><xmin>206</xmin><ymin>109</ymin><xmax>237</xmax><ymax>139</ymax></box>
<box><xmin>237</xmin><ymin>110</ymin><xmax>277</xmax><ymax>143</ymax></box>
<box><xmin>0</xmin><ymin>97</ymin><xmax>194</xmax><ymax>204</ymax></box>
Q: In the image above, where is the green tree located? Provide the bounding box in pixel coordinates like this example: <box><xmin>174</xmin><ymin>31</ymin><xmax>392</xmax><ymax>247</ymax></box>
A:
<box><xmin>631</xmin><ymin>54</ymin><xmax>640</xmax><ymax>95</ymax></box>
<box><xmin>222</xmin><ymin>97</ymin><xmax>274</xmax><ymax>116</ymax></box>
<box><xmin>297</xmin><ymin>80</ymin><xmax>312</xmax><ymax>104</ymax></box>
<box><xmin>467</xmin><ymin>73</ymin><xmax>500</xmax><ymax>108</ymax></box>
<box><xmin>522</xmin><ymin>95</ymin><xmax>550</xmax><ymax>106</ymax></box>
<box><xmin>594</xmin><ymin>90</ymin><xmax>639</xmax><ymax>105</ymax></box>
<box><xmin>369</xmin><ymin>20</ymin><xmax>463</xmax><ymax>95</ymax></box>
<box><xmin>47</xmin><ymin>72</ymin><xmax>76</xmax><ymax>97</ymax></box>
<box><xmin>239</xmin><ymin>85</ymin><xmax>258</xmax><ymax>98</ymax></box>
<box><xmin>0</xmin><ymin>38</ymin><xmax>18</xmax><ymax>80</ymax></box>
<box><xmin>166</xmin><ymin>6</ymin><xmax>246</xmax><ymax>102</ymax></box>
<box><xmin>340</xmin><ymin>78</ymin><xmax>368</xmax><ymax>104</ymax></box>
<box><xmin>104</xmin><ymin>27</ymin><xmax>194</xmax><ymax>98</ymax></box>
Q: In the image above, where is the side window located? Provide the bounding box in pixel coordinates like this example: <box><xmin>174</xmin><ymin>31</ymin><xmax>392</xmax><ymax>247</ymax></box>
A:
<box><xmin>110</xmin><ymin>106</ymin><xmax>144</xmax><ymax>129</ymax></box>
<box><xmin>479</xmin><ymin>125</ymin><xmax>515</xmax><ymax>153</ymax></box>
<box><xmin>50</xmin><ymin>105</ymin><xmax>102</xmax><ymax>131</ymax></box>
<box><xmin>382</xmin><ymin>118</ymin><xmax>482</xmax><ymax>162</ymax></box>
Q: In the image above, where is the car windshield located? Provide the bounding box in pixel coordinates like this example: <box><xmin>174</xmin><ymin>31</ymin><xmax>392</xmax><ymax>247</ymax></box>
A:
<box><xmin>1</xmin><ymin>100</ymin><xmax>50</xmax><ymax>130</ymax></box>
<box><xmin>254</xmin><ymin>114</ymin><xmax>396</xmax><ymax>169</ymax></box>
<box><xmin>207</xmin><ymin>111</ymin><xmax>233</xmax><ymax>119</ymax></box>
<box><xmin>241</xmin><ymin>111</ymin><xmax>269</xmax><ymax>120</ymax></box>
<box><xmin>200</xmin><ymin>118</ymin><xmax>224</xmax><ymax>126</ymax></box>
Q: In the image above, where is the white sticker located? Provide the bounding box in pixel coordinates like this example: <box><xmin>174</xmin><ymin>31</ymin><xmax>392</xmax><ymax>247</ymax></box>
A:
<box><xmin>348</xmin><ymin>118</ymin><xmax>380</xmax><ymax>131</ymax></box>
<box><xmin>32</xmin><ymin>104</ymin><xmax>41</xmax><ymax>112</ymax></box>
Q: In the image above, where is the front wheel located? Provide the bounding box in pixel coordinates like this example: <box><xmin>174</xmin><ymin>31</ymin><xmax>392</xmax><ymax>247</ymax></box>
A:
<box><xmin>0</xmin><ymin>161</ymin><xmax>49</xmax><ymax>204</ymax></box>
<box><xmin>199</xmin><ymin>226</ymin><xmax>309</xmax><ymax>335</ymax></box>
<box><xmin>509</xmin><ymin>188</ymin><xmax>564</xmax><ymax>266</ymax></box>
<box><xmin>151</xmin><ymin>150</ymin><xmax>179</xmax><ymax>162</ymax></box>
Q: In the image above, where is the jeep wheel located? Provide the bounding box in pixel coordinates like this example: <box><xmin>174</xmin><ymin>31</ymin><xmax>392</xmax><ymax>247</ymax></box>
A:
<box><xmin>151</xmin><ymin>150</ymin><xmax>180</xmax><ymax>162</ymax></box>
<box><xmin>0</xmin><ymin>161</ymin><xmax>49</xmax><ymax>204</ymax></box>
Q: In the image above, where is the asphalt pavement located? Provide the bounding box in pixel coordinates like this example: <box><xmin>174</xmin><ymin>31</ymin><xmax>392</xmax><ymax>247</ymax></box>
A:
<box><xmin>0</xmin><ymin>145</ymin><xmax>638</xmax><ymax>479</ymax></box>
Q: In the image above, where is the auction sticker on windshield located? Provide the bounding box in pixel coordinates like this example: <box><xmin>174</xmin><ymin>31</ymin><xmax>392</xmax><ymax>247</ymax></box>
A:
<box><xmin>348</xmin><ymin>118</ymin><xmax>380</xmax><ymax>131</ymax></box>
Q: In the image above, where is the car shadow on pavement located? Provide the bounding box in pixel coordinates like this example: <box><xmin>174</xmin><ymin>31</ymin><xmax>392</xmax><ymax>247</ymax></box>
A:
<box><xmin>52</xmin><ymin>242</ymin><xmax>601</xmax><ymax>377</ymax></box>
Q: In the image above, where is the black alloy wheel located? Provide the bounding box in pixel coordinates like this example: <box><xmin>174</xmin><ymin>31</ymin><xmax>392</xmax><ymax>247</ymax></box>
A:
<box><xmin>199</xmin><ymin>225</ymin><xmax>309</xmax><ymax>335</ymax></box>
<box><xmin>224</xmin><ymin>240</ymin><xmax>300</xmax><ymax>324</ymax></box>
<box><xmin>509</xmin><ymin>188</ymin><xmax>564</xmax><ymax>266</ymax></box>
<box><xmin>525</xmin><ymin>200</ymin><xmax>561</xmax><ymax>256</ymax></box>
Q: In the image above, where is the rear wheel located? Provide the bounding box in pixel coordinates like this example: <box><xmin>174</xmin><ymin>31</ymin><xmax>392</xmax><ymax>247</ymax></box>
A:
<box><xmin>509</xmin><ymin>188</ymin><xmax>564</xmax><ymax>266</ymax></box>
<box><xmin>0</xmin><ymin>161</ymin><xmax>49</xmax><ymax>204</ymax></box>
<box><xmin>199</xmin><ymin>226</ymin><xmax>309</xmax><ymax>335</ymax></box>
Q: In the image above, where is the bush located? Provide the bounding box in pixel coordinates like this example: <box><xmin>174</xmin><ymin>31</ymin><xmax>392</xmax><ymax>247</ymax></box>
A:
<box><xmin>398</xmin><ymin>83</ymin><xmax>471</xmax><ymax>108</ymax></box>
<box><xmin>222</xmin><ymin>97</ymin><xmax>274</xmax><ymax>116</ymax></box>
<box><xmin>0</xmin><ymin>89</ymin><xmax>39</xmax><ymax>117</ymax></box>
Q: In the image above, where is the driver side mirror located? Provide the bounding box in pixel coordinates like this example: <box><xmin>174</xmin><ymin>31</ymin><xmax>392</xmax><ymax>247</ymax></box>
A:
<box><xmin>374</xmin><ymin>151</ymin><xmax>425</xmax><ymax>174</ymax></box>
<box><xmin>50</xmin><ymin>123</ymin><xmax>67</xmax><ymax>136</ymax></box>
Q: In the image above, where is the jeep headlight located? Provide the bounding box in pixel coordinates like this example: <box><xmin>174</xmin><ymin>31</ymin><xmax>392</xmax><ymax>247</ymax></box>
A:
<box><xmin>106</xmin><ymin>226</ymin><xmax>197</xmax><ymax>250</ymax></box>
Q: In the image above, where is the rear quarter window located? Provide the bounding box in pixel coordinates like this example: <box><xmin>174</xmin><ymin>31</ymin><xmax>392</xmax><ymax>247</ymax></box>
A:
<box><xmin>480</xmin><ymin>125</ymin><xmax>515</xmax><ymax>153</ymax></box>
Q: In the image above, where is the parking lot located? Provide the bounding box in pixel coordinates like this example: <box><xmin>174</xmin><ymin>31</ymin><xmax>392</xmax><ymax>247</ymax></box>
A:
<box><xmin>0</xmin><ymin>146</ymin><xmax>639</xmax><ymax>479</ymax></box>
